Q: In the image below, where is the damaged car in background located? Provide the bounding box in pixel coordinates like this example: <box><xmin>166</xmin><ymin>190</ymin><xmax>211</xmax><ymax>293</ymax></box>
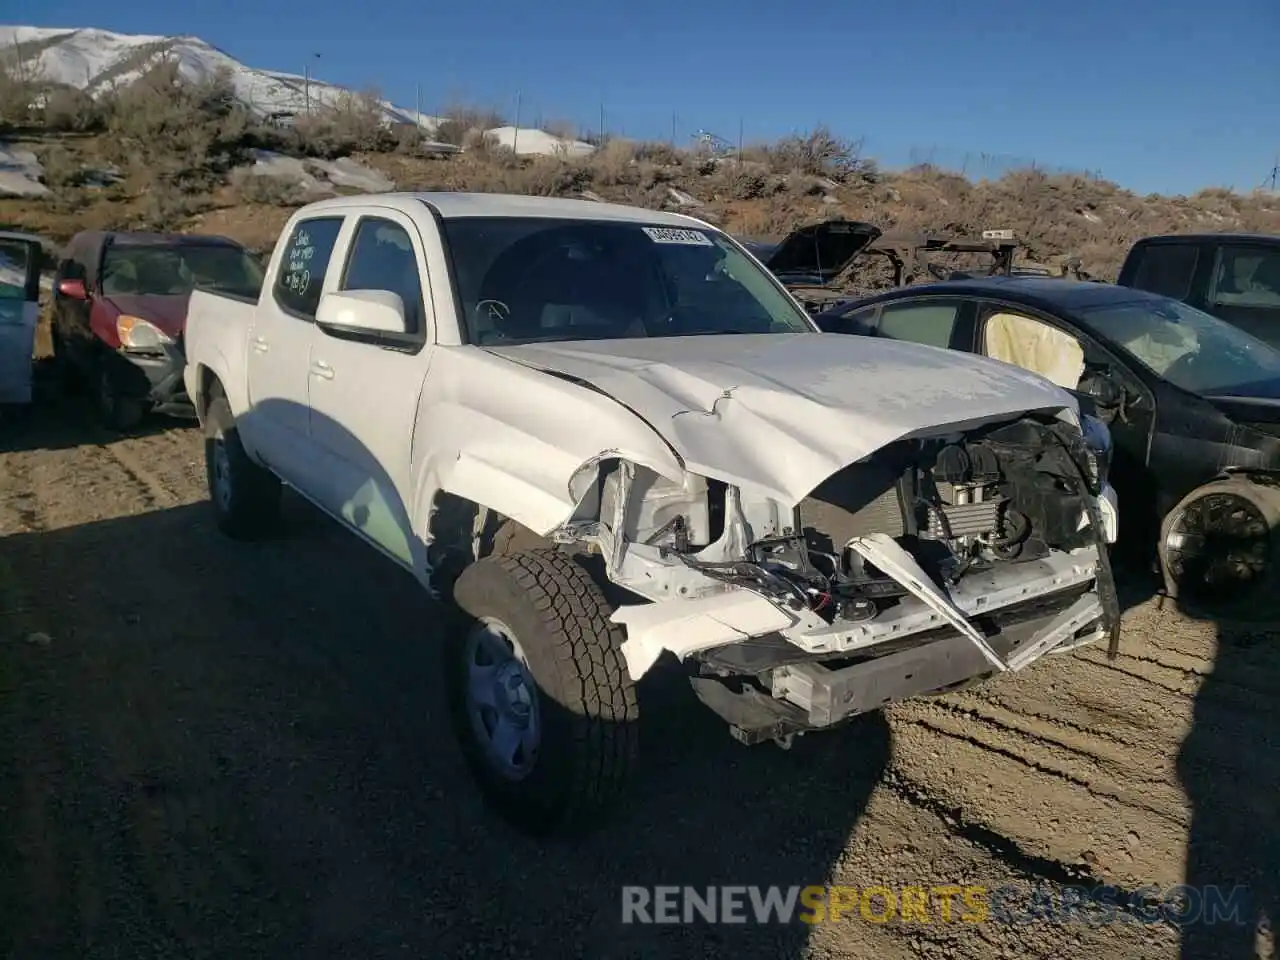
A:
<box><xmin>182</xmin><ymin>193</ymin><xmax>1121</xmax><ymax>837</ymax></box>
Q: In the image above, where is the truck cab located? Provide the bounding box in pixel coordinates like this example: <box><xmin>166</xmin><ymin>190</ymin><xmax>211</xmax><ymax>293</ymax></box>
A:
<box><xmin>1117</xmin><ymin>233</ymin><xmax>1280</xmax><ymax>349</ymax></box>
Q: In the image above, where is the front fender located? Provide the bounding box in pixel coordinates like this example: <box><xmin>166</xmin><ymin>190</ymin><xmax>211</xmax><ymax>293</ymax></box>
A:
<box><xmin>406</xmin><ymin>347</ymin><xmax>689</xmax><ymax>561</ymax></box>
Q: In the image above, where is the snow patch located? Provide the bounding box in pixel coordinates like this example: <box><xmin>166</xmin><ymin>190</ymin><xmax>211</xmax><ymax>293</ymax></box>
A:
<box><xmin>667</xmin><ymin>187</ymin><xmax>702</xmax><ymax>208</ymax></box>
<box><xmin>241</xmin><ymin>150</ymin><xmax>394</xmax><ymax>195</ymax></box>
<box><xmin>0</xmin><ymin>143</ymin><xmax>49</xmax><ymax>198</ymax></box>
<box><xmin>484</xmin><ymin>126</ymin><xmax>595</xmax><ymax>157</ymax></box>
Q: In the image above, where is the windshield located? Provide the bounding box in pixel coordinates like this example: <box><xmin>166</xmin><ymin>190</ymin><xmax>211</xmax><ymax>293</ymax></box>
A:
<box><xmin>1077</xmin><ymin>296</ymin><xmax>1280</xmax><ymax>396</ymax></box>
<box><xmin>100</xmin><ymin>244</ymin><xmax>265</xmax><ymax>300</ymax></box>
<box><xmin>439</xmin><ymin>217</ymin><xmax>814</xmax><ymax>345</ymax></box>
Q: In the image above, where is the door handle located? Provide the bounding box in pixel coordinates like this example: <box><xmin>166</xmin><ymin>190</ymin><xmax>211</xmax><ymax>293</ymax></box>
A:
<box><xmin>251</xmin><ymin>335</ymin><xmax>269</xmax><ymax>353</ymax></box>
<box><xmin>310</xmin><ymin>359</ymin><xmax>334</xmax><ymax>380</ymax></box>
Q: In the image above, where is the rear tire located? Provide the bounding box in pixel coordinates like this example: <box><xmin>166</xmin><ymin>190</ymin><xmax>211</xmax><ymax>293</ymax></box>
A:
<box><xmin>1158</xmin><ymin>476</ymin><xmax>1280</xmax><ymax>622</ymax></box>
<box><xmin>204</xmin><ymin>388</ymin><xmax>281</xmax><ymax>539</ymax></box>
<box><xmin>447</xmin><ymin>549</ymin><xmax>639</xmax><ymax>836</ymax></box>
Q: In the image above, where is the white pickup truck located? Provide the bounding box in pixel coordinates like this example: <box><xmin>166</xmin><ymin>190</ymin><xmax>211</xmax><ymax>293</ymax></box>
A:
<box><xmin>183</xmin><ymin>192</ymin><xmax>1121</xmax><ymax>836</ymax></box>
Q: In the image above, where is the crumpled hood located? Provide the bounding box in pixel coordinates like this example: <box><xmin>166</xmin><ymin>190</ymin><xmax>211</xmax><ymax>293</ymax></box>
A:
<box><xmin>485</xmin><ymin>333</ymin><xmax>1077</xmax><ymax>504</ymax></box>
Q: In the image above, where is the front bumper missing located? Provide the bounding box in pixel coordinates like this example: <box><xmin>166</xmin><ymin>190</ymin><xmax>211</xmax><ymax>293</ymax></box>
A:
<box><xmin>771</xmin><ymin>591</ymin><xmax>1104</xmax><ymax>727</ymax></box>
<box><xmin>612</xmin><ymin>544</ymin><xmax>1110</xmax><ymax>681</ymax></box>
<box><xmin>691</xmin><ymin>587</ymin><xmax>1107</xmax><ymax>744</ymax></box>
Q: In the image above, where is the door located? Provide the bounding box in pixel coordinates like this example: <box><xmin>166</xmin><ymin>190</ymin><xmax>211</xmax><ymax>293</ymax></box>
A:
<box><xmin>1203</xmin><ymin>242</ymin><xmax>1280</xmax><ymax>348</ymax></box>
<box><xmin>973</xmin><ymin>300</ymin><xmax>1158</xmax><ymax>546</ymax></box>
<box><xmin>243</xmin><ymin>215</ymin><xmax>345</xmax><ymax>486</ymax></box>
<box><xmin>0</xmin><ymin>235</ymin><xmax>43</xmax><ymax>404</ymax></box>
<box><xmin>306</xmin><ymin>211</ymin><xmax>435</xmax><ymax>569</ymax></box>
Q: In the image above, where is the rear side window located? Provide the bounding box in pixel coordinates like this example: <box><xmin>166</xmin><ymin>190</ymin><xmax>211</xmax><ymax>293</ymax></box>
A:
<box><xmin>1210</xmin><ymin>244</ymin><xmax>1280</xmax><ymax>309</ymax></box>
<box><xmin>1129</xmin><ymin>243</ymin><xmax>1199</xmax><ymax>300</ymax></box>
<box><xmin>876</xmin><ymin>301</ymin><xmax>961</xmax><ymax>349</ymax></box>
<box><xmin>273</xmin><ymin>217</ymin><xmax>344</xmax><ymax>319</ymax></box>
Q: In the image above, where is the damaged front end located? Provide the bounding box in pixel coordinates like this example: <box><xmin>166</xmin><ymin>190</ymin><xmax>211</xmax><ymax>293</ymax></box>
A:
<box><xmin>556</xmin><ymin>412</ymin><xmax>1121</xmax><ymax>746</ymax></box>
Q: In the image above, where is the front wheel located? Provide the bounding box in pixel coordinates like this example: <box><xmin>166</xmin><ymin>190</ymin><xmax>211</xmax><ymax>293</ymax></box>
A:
<box><xmin>447</xmin><ymin>549</ymin><xmax>639</xmax><ymax>836</ymax></box>
<box><xmin>95</xmin><ymin>361</ymin><xmax>145</xmax><ymax>431</ymax></box>
<box><xmin>1158</xmin><ymin>477</ymin><xmax>1280</xmax><ymax>622</ymax></box>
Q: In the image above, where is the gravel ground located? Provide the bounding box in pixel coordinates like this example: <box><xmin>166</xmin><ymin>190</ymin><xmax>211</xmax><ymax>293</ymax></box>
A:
<box><xmin>0</xmin><ymin>382</ymin><xmax>1276</xmax><ymax>960</ymax></box>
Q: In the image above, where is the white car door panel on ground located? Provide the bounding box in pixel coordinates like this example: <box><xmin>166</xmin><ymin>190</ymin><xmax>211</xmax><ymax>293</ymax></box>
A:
<box><xmin>307</xmin><ymin>210</ymin><xmax>436</xmax><ymax>569</ymax></box>
<box><xmin>245</xmin><ymin>215</ymin><xmax>345</xmax><ymax>486</ymax></box>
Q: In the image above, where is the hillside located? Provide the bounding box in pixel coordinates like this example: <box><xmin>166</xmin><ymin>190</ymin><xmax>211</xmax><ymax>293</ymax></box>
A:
<box><xmin>0</xmin><ymin>25</ymin><xmax>433</xmax><ymax>126</ymax></box>
<box><xmin>1</xmin><ymin>24</ymin><xmax>1277</xmax><ymax>279</ymax></box>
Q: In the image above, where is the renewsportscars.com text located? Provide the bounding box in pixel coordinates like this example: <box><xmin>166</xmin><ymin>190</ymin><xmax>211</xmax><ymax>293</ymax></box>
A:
<box><xmin>620</xmin><ymin>884</ymin><xmax>1253</xmax><ymax>927</ymax></box>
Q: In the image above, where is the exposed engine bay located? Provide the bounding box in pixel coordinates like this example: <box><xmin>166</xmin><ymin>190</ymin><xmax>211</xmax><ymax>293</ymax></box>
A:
<box><xmin>557</xmin><ymin>412</ymin><xmax>1118</xmax><ymax>744</ymax></box>
<box><xmin>604</xmin><ymin>414</ymin><xmax>1102</xmax><ymax>623</ymax></box>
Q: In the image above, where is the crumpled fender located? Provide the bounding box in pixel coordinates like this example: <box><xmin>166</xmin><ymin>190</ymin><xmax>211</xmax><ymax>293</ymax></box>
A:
<box><xmin>407</xmin><ymin>347</ymin><xmax>688</xmax><ymax>541</ymax></box>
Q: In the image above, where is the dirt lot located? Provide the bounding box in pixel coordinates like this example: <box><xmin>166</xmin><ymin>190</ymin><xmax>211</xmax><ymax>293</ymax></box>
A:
<box><xmin>1</xmin><ymin>377</ymin><xmax>1277</xmax><ymax>960</ymax></box>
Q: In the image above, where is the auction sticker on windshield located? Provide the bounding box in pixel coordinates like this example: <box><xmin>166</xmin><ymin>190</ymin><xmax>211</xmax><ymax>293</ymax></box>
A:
<box><xmin>642</xmin><ymin>227</ymin><xmax>713</xmax><ymax>246</ymax></box>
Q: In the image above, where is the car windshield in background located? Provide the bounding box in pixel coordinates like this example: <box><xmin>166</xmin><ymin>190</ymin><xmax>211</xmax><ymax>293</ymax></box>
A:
<box><xmin>1078</xmin><ymin>297</ymin><xmax>1280</xmax><ymax>397</ymax></box>
<box><xmin>100</xmin><ymin>244</ymin><xmax>265</xmax><ymax>300</ymax></box>
<box><xmin>439</xmin><ymin>217</ymin><xmax>814</xmax><ymax>345</ymax></box>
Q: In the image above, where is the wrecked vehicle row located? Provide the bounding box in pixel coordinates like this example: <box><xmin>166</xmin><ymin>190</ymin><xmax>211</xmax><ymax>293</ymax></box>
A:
<box><xmin>181</xmin><ymin>193</ymin><xmax>1120</xmax><ymax>835</ymax></box>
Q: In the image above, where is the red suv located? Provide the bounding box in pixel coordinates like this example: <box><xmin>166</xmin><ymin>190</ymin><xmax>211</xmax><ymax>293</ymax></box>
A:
<box><xmin>51</xmin><ymin>230</ymin><xmax>264</xmax><ymax>429</ymax></box>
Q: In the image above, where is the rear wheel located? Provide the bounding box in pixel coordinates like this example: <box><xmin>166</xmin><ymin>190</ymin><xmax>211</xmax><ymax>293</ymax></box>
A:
<box><xmin>447</xmin><ymin>549</ymin><xmax>639</xmax><ymax>835</ymax></box>
<box><xmin>204</xmin><ymin>387</ymin><xmax>281</xmax><ymax>539</ymax></box>
<box><xmin>1158</xmin><ymin>477</ymin><xmax>1280</xmax><ymax>622</ymax></box>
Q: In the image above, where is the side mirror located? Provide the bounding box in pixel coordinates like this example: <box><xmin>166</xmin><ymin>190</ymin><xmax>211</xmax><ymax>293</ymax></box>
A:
<box><xmin>315</xmin><ymin>289</ymin><xmax>407</xmax><ymax>336</ymax></box>
<box><xmin>57</xmin><ymin>278</ymin><xmax>87</xmax><ymax>300</ymax></box>
<box><xmin>1079</xmin><ymin>370</ymin><xmax>1123</xmax><ymax>408</ymax></box>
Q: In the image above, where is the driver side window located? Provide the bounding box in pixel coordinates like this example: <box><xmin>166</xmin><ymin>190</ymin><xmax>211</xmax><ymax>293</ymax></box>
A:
<box><xmin>980</xmin><ymin>306</ymin><xmax>1084</xmax><ymax>390</ymax></box>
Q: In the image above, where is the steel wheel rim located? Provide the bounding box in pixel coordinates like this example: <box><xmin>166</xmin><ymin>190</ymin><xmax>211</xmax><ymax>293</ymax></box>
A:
<box><xmin>1164</xmin><ymin>492</ymin><xmax>1271</xmax><ymax>607</ymax></box>
<box><xmin>462</xmin><ymin>617</ymin><xmax>540</xmax><ymax>781</ymax></box>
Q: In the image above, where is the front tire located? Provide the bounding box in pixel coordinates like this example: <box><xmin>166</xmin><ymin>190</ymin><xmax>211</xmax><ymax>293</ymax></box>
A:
<box><xmin>95</xmin><ymin>360</ymin><xmax>145</xmax><ymax>431</ymax></box>
<box><xmin>1158</xmin><ymin>476</ymin><xmax>1280</xmax><ymax>622</ymax></box>
<box><xmin>204</xmin><ymin>390</ymin><xmax>282</xmax><ymax>539</ymax></box>
<box><xmin>448</xmin><ymin>549</ymin><xmax>639</xmax><ymax>836</ymax></box>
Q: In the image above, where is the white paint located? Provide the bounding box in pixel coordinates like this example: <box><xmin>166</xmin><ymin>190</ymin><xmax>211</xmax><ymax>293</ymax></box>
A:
<box><xmin>611</xmin><ymin>591</ymin><xmax>799</xmax><ymax>679</ymax></box>
<box><xmin>486</xmin><ymin>334</ymin><xmax>1077</xmax><ymax>506</ymax></box>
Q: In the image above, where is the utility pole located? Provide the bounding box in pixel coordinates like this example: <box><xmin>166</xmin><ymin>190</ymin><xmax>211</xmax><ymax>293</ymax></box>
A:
<box><xmin>513</xmin><ymin>90</ymin><xmax>521</xmax><ymax>153</ymax></box>
<box><xmin>415</xmin><ymin>83</ymin><xmax>421</xmax><ymax>127</ymax></box>
<box><xmin>599</xmin><ymin>103</ymin><xmax>605</xmax><ymax>144</ymax></box>
<box><xmin>737</xmin><ymin>118</ymin><xmax>743</xmax><ymax>163</ymax></box>
<box><xmin>303</xmin><ymin>53</ymin><xmax>320</xmax><ymax>116</ymax></box>
<box><xmin>671</xmin><ymin>111</ymin><xmax>677</xmax><ymax>146</ymax></box>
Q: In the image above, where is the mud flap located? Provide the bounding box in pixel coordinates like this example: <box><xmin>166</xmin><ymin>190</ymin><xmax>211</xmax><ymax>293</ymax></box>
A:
<box><xmin>846</xmin><ymin>532</ymin><xmax>1009</xmax><ymax>672</ymax></box>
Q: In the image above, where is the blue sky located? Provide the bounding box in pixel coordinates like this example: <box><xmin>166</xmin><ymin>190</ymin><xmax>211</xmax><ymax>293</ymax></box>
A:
<box><xmin>16</xmin><ymin>0</ymin><xmax>1280</xmax><ymax>195</ymax></box>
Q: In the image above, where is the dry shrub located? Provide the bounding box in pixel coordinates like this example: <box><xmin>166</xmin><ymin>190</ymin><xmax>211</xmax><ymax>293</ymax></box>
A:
<box><xmin>289</xmin><ymin>89</ymin><xmax>395</xmax><ymax>158</ymax></box>
<box><xmin>101</xmin><ymin>60</ymin><xmax>253</xmax><ymax>198</ymax></box>
<box><xmin>230</xmin><ymin>168</ymin><xmax>309</xmax><ymax>206</ymax></box>
<box><xmin>434</xmin><ymin>104</ymin><xmax>506</xmax><ymax>147</ymax></box>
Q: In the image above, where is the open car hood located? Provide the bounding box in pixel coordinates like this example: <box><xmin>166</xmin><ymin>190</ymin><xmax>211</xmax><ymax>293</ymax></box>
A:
<box><xmin>485</xmin><ymin>333</ymin><xmax>1076</xmax><ymax>505</ymax></box>
<box><xmin>739</xmin><ymin>220</ymin><xmax>882</xmax><ymax>286</ymax></box>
